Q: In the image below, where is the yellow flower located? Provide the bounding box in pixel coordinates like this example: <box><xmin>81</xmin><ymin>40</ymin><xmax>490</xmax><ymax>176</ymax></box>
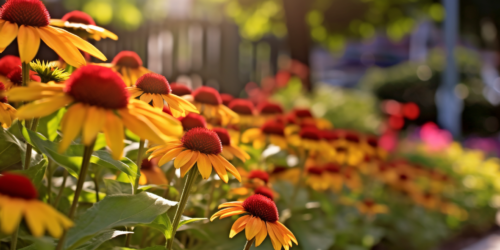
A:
<box><xmin>0</xmin><ymin>55</ymin><xmax>21</xmax><ymax>85</ymax></box>
<box><xmin>101</xmin><ymin>51</ymin><xmax>150</xmax><ymax>87</ymax></box>
<box><xmin>211</xmin><ymin>194</ymin><xmax>298</xmax><ymax>250</ymax></box>
<box><xmin>0</xmin><ymin>82</ymin><xmax>15</xmax><ymax>127</ymax></box>
<box><xmin>286</xmin><ymin>126</ymin><xmax>334</xmax><ymax>155</ymax></box>
<box><xmin>138</xmin><ymin>158</ymin><xmax>168</xmax><ymax>186</ymax></box>
<box><xmin>323</xmin><ymin>163</ymin><xmax>344</xmax><ymax>193</ymax></box>
<box><xmin>191</xmin><ymin>86</ymin><xmax>238</xmax><ymax>125</ymax></box>
<box><xmin>242</xmin><ymin>120</ymin><xmax>288</xmax><ymax>149</ymax></box>
<box><xmin>213</xmin><ymin>127</ymin><xmax>250</xmax><ymax>161</ymax></box>
<box><xmin>7</xmin><ymin>65</ymin><xmax>182</xmax><ymax>159</ymax></box>
<box><xmin>49</xmin><ymin>10</ymin><xmax>118</xmax><ymax>41</ymax></box>
<box><xmin>356</xmin><ymin>199</ymin><xmax>388</xmax><ymax>218</ymax></box>
<box><xmin>305</xmin><ymin>167</ymin><xmax>329</xmax><ymax>191</ymax></box>
<box><xmin>227</xmin><ymin>98</ymin><xmax>256</xmax><ymax>126</ymax></box>
<box><xmin>0</xmin><ymin>0</ymin><xmax>106</xmax><ymax>66</ymax></box>
<box><xmin>147</xmin><ymin>127</ymin><xmax>242</xmax><ymax>183</ymax></box>
<box><xmin>127</xmin><ymin>72</ymin><xmax>198</xmax><ymax>117</ymax></box>
<box><xmin>0</xmin><ymin>173</ymin><xmax>73</xmax><ymax>238</ymax></box>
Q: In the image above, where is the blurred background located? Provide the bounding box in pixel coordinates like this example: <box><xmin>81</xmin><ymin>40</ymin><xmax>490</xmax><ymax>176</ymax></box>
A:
<box><xmin>5</xmin><ymin>0</ymin><xmax>500</xmax><ymax>249</ymax></box>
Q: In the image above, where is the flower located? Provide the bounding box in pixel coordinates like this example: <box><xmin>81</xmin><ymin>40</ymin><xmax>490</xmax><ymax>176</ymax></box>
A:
<box><xmin>0</xmin><ymin>82</ymin><xmax>15</xmax><ymax>127</ymax></box>
<box><xmin>287</xmin><ymin>127</ymin><xmax>334</xmax><ymax>155</ymax></box>
<box><xmin>323</xmin><ymin>163</ymin><xmax>344</xmax><ymax>193</ymax></box>
<box><xmin>128</xmin><ymin>72</ymin><xmax>198</xmax><ymax>117</ymax></box>
<box><xmin>211</xmin><ymin>194</ymin><xmax>297</xmax><ymax>250</ymax></box>
<box><xmin>5</xmin><ymin>66</ymin><xmax>40</xmax><ymax>89</ymax></box>
<box><xmin>179</xmin><ymin>113</ymin><xmax>207</xmax><ymax>131</ymax></box>
<box><xmin>0</xmin><ymin>0</ymin><xmax>106</xmax><ymax>66</ymax></box>
<box><xmin>170</xmin><ymin>83</ymin><xmax>192</xmax><ymax>96</ymax></box>
<box><xmin>0</xmin><ymin>173</ymin><xmax>73</xmax><ymax>238</ymax></box>
<box><xmin>138</xmin><ymin>158</ymin><xmax>168</xmax><ymax>185</ymax></box>
<box><xmin>213</xmin><ymin>127</ymin><xmax>250</xmax><ymax>161</ymax></box>
<box><xmin>0</xmin><ymin>55</ymin><xmax>20</xmax><ymax>84</ymax></box>
<box><xmin>106</xmin><ymin>51</ymin><xmax>150</xmax><ymax>86</ymax></box>
<box><xmin>356</xmin><ymin>199</ymin><xmax>388</xmax><ymax>217</ymax></box>
<box><xmin>29</xmin><ymin>60</ymin><xmax>70</xmax><ymax>83</ymax></box>
<box><xmin>49</xmin><ymin>10</ymin><xmax>118</xmax><ymax>41</ymax></box>
<box><xmin>192</xmin><ymin>86</ymin><xmax>238</xmax><ymax>125</ymax></box>
<box><xmin>254</xmin><ymin>186</ymin><xmax>274</xmax><ymax>200</ymax></box>
<box><xmin>7</xmin><ymin>65</ymin><xmax>182</xmax><ymax>159</ymax></box>
<box><xmin>324</xmin><ymin>130</ymin><xmax>365</xmax><ymax>166</ymax></box>
<box><xmin>147</xmin><ymin>127</ymin><xmax>242</xmax><ymax>182</ymax></box>
<box><xmin>305</xmin><ymin>166</ymin><xmax>329</xmax><ymax>191</ymax></box>
<box><xmin>242</xmin><ymin>120</ymin><xmax>288</xmax><ymax>149</ymax></box>
<box><xmin>220</xmin><ymin>93</ymin><xmax>234</xmax><ymax>106</ymax></box>
<box><xmin>257</xmin><ymin>101</ymin><xmax>284</xmax><ymax>125</ymax></box>
<box><xmin>228</xmin><ymin>99</ymin><xmax>255</xmax><ymax>126</ymax></box>
<box><xmin>247</xmin><ymin>170</ymin><xmax>269</xmax><ymax>187</ymax></box>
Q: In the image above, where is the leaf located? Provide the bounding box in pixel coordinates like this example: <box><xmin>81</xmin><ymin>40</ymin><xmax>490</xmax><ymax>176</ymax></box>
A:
<box><xmin>74</xmin><ymin>230</ymin><xmax>132</xmax><ymax>250</ymax></box>
<box><xmin>141</xmin><ymin>212</ymin><xmax>173</xmax><ymax>240</ymax></box>
<box><xmin>37</xmin><ymin>109</ymin><xmax>65</xmax><ymax>141</ymax></box>
<box><xmin>0</xmin><ymin>127</ymin><xmax>23</xmax><ymax>169</ymax></box>
<box><xmin>179</xmin><ymin>216</ymin><xmax>206</xmax><ymax>228</ymax></box>
<box><xmin>104</xmin><ymin>179</ymin><xmax>133</xmax><ymax>195</ymax></box>
<box><xmin>91</xmin><ymin>151</ymin><xmax>138</xmax><ymax>178</ymax></box>
<box><xmin>65</xmin><ymin>192</ymin><xmax>177</xmax><ymax>249</ymax></box>
<box><xmin>12</xmin><ymin>157</ymin><xmax>48</xmax><ymax>191</ymax></box>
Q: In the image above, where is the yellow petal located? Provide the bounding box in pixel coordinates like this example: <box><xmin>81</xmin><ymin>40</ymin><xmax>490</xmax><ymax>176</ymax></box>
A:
<box><xmin>120</xmin><ymin>109</ymin><xmax>167</xmax><ymax>145</ymax></box>
<box><xmin>210</xmin><ymin>207</ymin><xmax>243</xmax><ymax>221</ymax></box>
<box><xmin>277</xmin><ymin>222</ymin><xmax>297</xmax><ymax>245</ymax></box>
<box><xmin>255</xmin><ymin>220</ymin><xmax>268</xmax><ymax>246</ymax></box>
<box><xmin>103</xmin><ymin>111</ymin><xmax>125</xmax><ymax>160</ymax></box>
<box><xmin>167</xmin><ymin>94</ymin><xmax>199</xmax><ymax>113</ymax></box>
<box><xmin>17</xmin><ymin>25</ymin><xmax>40</xmax><ymax>63</ymax></box>
<box><xmin>266</xmin><ymin>222</ymin><xmax>283</xmax><ymax>250</ymax></box>
<box><xmin>218</xmin><ymin>201</ymin><xmax>244</xmax><ymax>209</ymax></box>
<box><xmin>16</xmin><ymin>94</ymin><xmax>72</xmax><ymax>119</ymax></box>
<box><xmin>180</xmin><ymin>151</ymin><xmax>199</xmax><ymax>177</ymax></box>
<box><xmin>152</xmin><ymin>94</ymin><xmax>164</xmax><ymax>110</ymax></box>
<box><xmin>128</xmin><ymin>88</ymin><xmax>144</xmax><ymax>98</ymax></box>
<box><xmin>0</xmin><ymin>198</ymin><xmax>25</xmax><ymax>235</ymax></box>
<box><xmin>38</xmin><ymin>26</ymin><xmax>86</xmax><ymax>68</ymax></box>
<box><xmin>227</xmin><ymin>146</ymin><xmax>250</xmax><ymax>161</ymax></box>
<box><xmin>216</xmin><ymin>155</ymin><xmax>242</xmax><ymax>182</ymax></box>
<box><xmin>0</xmin><ymin>21</ymin><xmax>18</xmax><ymax>52</ymax></box>
<box><xmin>269</xmin><ymin>222</ymin><xmax>288</xmax><ymax>246</ymax></box>
<box><xmin>245</xmin><ymin>216</ymin><xmax>262</xmax><ymax>240</ymax></box>
<box><xmin>208</xmin><ymin>154</ymin><xmax>228</xmax><ymax>183</ymax></box>
<box><xmin>174</xmin><ymin>150</ymin><xmax>194</xmax><ymax>169</ymax></box>
<box><xmin>157</xmin><ymin>147</ymin><xmax>185</xmax><ymax>166</ymax></box>
<box><xmin>38</xmin><ymin>203</ymin><xmax>63</xmax><ymax>238</ymax></box>
<box><xmin>52</xmin><ymin>26</ymin><xmax>107</xmax><ymax>61</ymax></box>
<box><xmin>82</xmin><ymin>106</ymin><xmax>106</xmax><ymax>145</ymax></box>
<box><xmin>221</xmin><ymin>148</ymin><xmax>234</xmax><ymax>160</ymax></box>
<box><xmin>230</xmin><ymin>215</ymin><xmax>250</xmax><ymax>238</ymax></box>
<box><xmin>219</xmin><ymin>209</ymin><xmax>247</xmax><ymax>219</ymax></box>
<box><xmin>25</xmin><ymin>202</ymin><xmax>46</xmax><ymax>237</ymax></box>
<box><xmin>197</xmin><ymin>154</ymin><xmax>212</xmax><ymax>179</ymax></box>
<box><xmin>140</xmin><ymin>93</ymin><xmax>153</xmax><ymax>104</ymax></box>
<box><xmin>241</xmin><ymin>128</ymin><xmax>261</xmax><ymax>143</ymax></box>
<box><xmin>59</xmin><ymin>103</ymin><xmax>87</xmax><ymax>153</ymax></box>
<box><xmin>7</xmin><ymin>87</ymin><xmax>61</xmax><ymax>102</ymax></box>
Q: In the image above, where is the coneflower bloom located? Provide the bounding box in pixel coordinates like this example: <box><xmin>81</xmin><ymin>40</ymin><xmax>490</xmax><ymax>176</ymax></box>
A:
<box><xmin>213</xmin><ymin>127</ymin><xmax>250</xmax><ymax>161</ymax></box>
<box><xmin>323</xmin><ymin>163</ymin><xmax>344</xmax><ymax>193</ymax></box>
<box><xmin>192</xmin><ymin>86</ymin><xmax>238</xmax><ymax>125</ymax></box>
<box><xmin>7</xmin><ymin>65</ymin><xmax>182</xmax><ymax>159</ymax></box>
<box><xmin>128</xmin><ymin>73</ymin><xmax>198</xmax><ymax>117</ymax></box>
<box><xmin>0</xmin><ymin>0</ymin><xmax>106</xmax><ymax>66</ymax></box>
<box><xmin>288</xmin><ymin>108</ymin><xmax>332</xmax><ymax>129</ymax></box>
<box><xmin>0</xmin><ymin>55</ymin><xmax>20</xmax><ymax>84</ymax></box>
<box><xmin>254</xmin><ymin>186</ymin><xmax>274</xmax><ymax>200</ymax></box>
<box><xmin>211</xmin><ymin>194</ymin><xmax>297</xmax><ymax>250</ymax></box>
<box><xmin>0</xmin><ymin>82</ymin><xmax>15</xmax><ymax>127</ymax></box>
<box><xmin>147</xmin><ymin>127</ymin><xmax>241</xmax><ymax>182</ymax></box>
<box><xmin>106</xmin><ymin>51</ymin><xmax>150</xmax><ymax>86</ymax></box>
<box><xmin>343</xmin><ymin>168</ymin><xmax>363</xmax><ymax>192</ymax></box>
<box><xmin>247</xmin><ymin>170</ymin><xmax>269</xmax><ymax>187</ymax></box>
<box><xmin>257</xmin><ymin>101</ymin><xmax>284</xmax><ymax>125</ymax></box>
<box><xmin>242</xmin><ymin>120</ymin><xmax>288</xmax><ymax>149</ymax></box>
<box><xmin>305</xmin><ymin>167</ymin><xmax>329</xmax><ymax>191</ymax></box>
<box><xmin>356</xmin><ymin>199</ymin><xmax>388</xmax><ymax>217</ymax></box>
<box><xmin>49</xmin><ymin>10</ymin><xmax>118</xmax><ymax>41</ymax></box>
<box><xmin>0</xmin><ymin>173</ymin><xmax>73</xmax><ymax>238</ymax></box>
<box><xmin>138</xmin><ymin>158</ymin><xmax>168</xmax><ymax>185</ymax></box>
<box><xmin>170</xmin><ymin>83</ymin><xmax>192</xmax><ymax>97</ymax></box>
<box><xmin>5</xmin><ymin>66</ymin><xmax>40</xmax><ymax>89</ymax></box>
<box><xmin>179</xmin><ymin>113</ymin><xmax>207</xmax><ymax>132</ymax></box>
<box><xmin>287</xmin><ymin>127</ymin><xmax>333</xmax><ymax>155</ymax></box>
<box><xmin>229</xmin><ymin>169</ymin><xmax>269</xmax><ymax>198</ymax></box>
<box><xmin>220</xmin><ymin>93</ymin><xmax>234</xmax><ymax>106</ymax></box>
<box><xmin>228</xmin><ymin>99</ymin><xmax>255</xmax><ymax>126</ymax></box>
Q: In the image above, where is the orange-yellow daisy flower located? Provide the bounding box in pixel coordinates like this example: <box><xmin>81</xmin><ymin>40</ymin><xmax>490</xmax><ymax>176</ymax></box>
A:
<box><xmin>323</xmin><ymin>163</ymin><xmax>344</xmax><ymax>193</ymax></box>
<box><xmin>305</xmin><ymin>167</ymin><xmax>329</xmax><ymax>191</ymax></box>
<box><xmin>0</xmin><ymin>55</ymin><xmax>20</xmax><ymax>84</ymax></box>
<box><xmin>7</xmin><ymin>65</ymin><xmax>182</xmax><ymax>159</ymax></box>
<box><xmin>49</xmin><ymin>10</ymin><xmax>118</xmax><ymax>41</ymax></box>
<box><xmin>242</xmin><ymin>120</ymin><xmax>288</xmax><ymax>149</ymax></box>
<box><xmin>229</xmin><ymin>169</ymin><xmax>271</xmax><ymax>198</ymax></box>
<box><xmin>287</xmin><ymin>126</ymin><xmax>334</xmax><ymax>155</ymax></box>
<box><xmin>128</xmin><ymin>72</ymin><xmax>198</xmax><ymax>117</ymax></box>
<box><xmin>170</xmin><ymin>83</ymin><xmax>193</xmax><ymax>97</ymax></box>
<box><xmin>228</xmin><ymin>98</ymin><xmax>255</xmax><ymax>126</ymax></box>
<box><xmin>211</xmin><ymin>194</ymin><xmax>298</xmax><ymax>250</ymax></box>
<box><xmin>356</xmin><ymin>199</ymin><xmax>388</xmax><ymax>217</ymax></box>
<box><xmin>0</xmin><ymin>173</ymin><xmax>73</xmax><ymax>238</ymax></box>
<box><xmin>0</xmin><ymin>82</ymin><xmax>15</xmax><ymax>127</ymax></box>
<box><xmin>147</xmin><ymin>127</ymin><xmax>242</xmax><ymax>182</ymax></box>
<box><xmin>5</xmin><ymin>66</ymin><xmax>40</xmax><ymax>89</ymax></box>
<box><xmin>213</xmin><ymin>127</ymin><xmax>250</xmax><ymax>161</ymax></box>
<box><xmin>256</xmin><ymin>101</ymin><xmax>284</xmax><ymax>125</ymax></box>
<box><xmin>103</xmin><ymin>51</ymin><xmax>150</xmax><ymax>87</ymax></box>
<box><xmin>220</xmin><ymin>93</ymin><xmax>234</xmax><ymax>106</ymax></box>
<box><xmin>178</xmin><ymin>113</ymin><xmax>207</xmax><ymax>132</ymax></box>
<box><xmin>138</xmin><ymin>158</ymin><xmax>168</xmax><ymax>186</ymax></box>
<box><xmin>192</xmin><ymin>86</ymin><xmax>238</xmax><ymax>125</ymax></box>
<box><xmin>0</xmin><ymin>0</ymin><xmax>106</xmax><ymax>66</ymax></box>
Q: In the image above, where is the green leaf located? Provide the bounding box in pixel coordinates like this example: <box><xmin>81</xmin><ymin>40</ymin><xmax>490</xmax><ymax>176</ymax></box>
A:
<box><xmin>37</xmin><ymin>109</ymin><xmax>65</xmax><ymax>141</ymax></box>
<box><xmin>104</xmin><ymin>179</ymin><xmax>133</xmax><ymax>195</ymax></box>
<box><xmin>12</xmin><ymin>157</ymin><xmax>48</xmax><ymax>191</ymax></box>
<box><xmin>65</xmin><ymin>192</ymin><xmax>177</xmax><ymax>249</ymax></box>
<box><xmin>0</xmin><ymin>127</ymin><xmax>23</xmax><ymax>169</ymax></box>
<box><xmin>141</xmin><ymin>212</ymin><xmax>173</xmax><ymax>240</ymax></box>
<box><xmin>179</xmin><ymin>216</ymin><xmax>206</xmax><ymax>228</ymax></box>
<box><xmin>91</xmin><ymin>151</ymin><xmax>138</xmax><ymax>178</ymax></box>
<box><xmin>74</xmin><ymin>230</ymin><xmax>132</xmax><ymax>250</ymax></box>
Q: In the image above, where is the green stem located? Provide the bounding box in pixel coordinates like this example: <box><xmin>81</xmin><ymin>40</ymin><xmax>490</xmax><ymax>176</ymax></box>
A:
<box><xmin>55</xmin><ymin>141</ymin><xmax>95</xmax><ymax>250</ymax></box>
<box><xmin>54</xmin><ymin>169</ymin><xmax>68</xmax><ymax>207</ymax></box>
<box><xmin>139</xmin><ymin>227</ymin><xmax>149</xmax><ymax>248</ymax></box>
<box><xmin>10</xmin><ymin>226</ymin><xmax>19</xmax><ymax>250</ymax></box>
<box><xmin>47</xmin><ymin>160</ymin><xmax>55</xmax><ymax>204</ymax></box>
<box><xmin>124</xmin><ymin>228</ymin><xmax>132</xmax><ymax>247</ymax></box>
<box><xmin>93</xmin><ymin>173</ymin><xmax>100</xmax><ymax>202</ymax></box>
<box><xmin>134</xmin><ymin>140</ymin><xmax>145</xmax><ymax>194</ymax></box>
<box><xmin>21</xmin><ymin>62</ymin><xmax>31</xmax><ymax>170</ymax></box>
<box><xmin>166</xmin><ymin>166</ymin><xmax>198</xmax><ymax>250</ymax></box>
<box><xmin>287</xmin><ymin>151</ymin><xmax>309</xmax><ymax>212</ymax></box>
<box><xmin>243</xmin><ymin>238</ymin><xmax>255</xmax><ymax>250</ymax></box>
<box><xmin>205</xmin><ymin>180</ymin><xmax>216</xmax><ymax>218</ymax></box>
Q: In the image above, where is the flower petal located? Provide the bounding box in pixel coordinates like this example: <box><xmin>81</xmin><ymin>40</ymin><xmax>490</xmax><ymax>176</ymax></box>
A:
<box><xmin>140</xmin><ymin>93</ymin><xmax>153</xmax><ymax>104</ymax></box>
<box><xmin>59</xmin><ymin>103</ymin><xmax>87</xmax><ymax>153</ymax></box>
<box><xmin>102</xmin><ymin>111</ymin><xmax>125</xmax><ymax>160</ymax></box>
<box><xmin>51</xmin><ymin>26</ymin><xmax>107</xmax><ymax>61</ymax></box>
<box><xmin>16</xmin><ymin>94</ymin><xmax>72</xmax><ymax>119</ymax></box>
<box><xmin>208</xmin><ymin>154</ymin><xmax>228</xmax><ymax>183</ymax></box>
<box><xmin>197</xmin><ymin>154</ymin><xmax>212</xmax><ymax>179</ymax></box>
<box><xmin>152</xmin><ymin>94</ymin><xmax>164</xmax><ymax>110</ymax></box>
<box><xmin>120</xmin><ymin>109</ymin><xmax>167</xmax><ymax>145</ymax></box>
<box><xmin>82</xmin><ymin>106</ymin><xmax>106</xmax><ymax>145</ymax></box>
<box><xmin>229</xmin><ymin>215</ymin><xmax>250</xmax><ymax>238</ymax></box>
<box><xmin>266</xmin><ymin>222</ymin><xmax>283</xmax><ymax>250</ymax></box>
<box><xmin>157</xmin><ymin>147</ymin><xmax>185</xmax><ymax>166</ymax></box>
<box><xmin>216</xmin><ymin>155</ymin><xmax>242</xmax><ymax>182</ymax></box>
<box><xmin>17</xmin><ymin>25</ymin><xmax>40</xmax><ymax>63</ymax></box>
<box><xmin>180</xmin><ymin>151</ymin><xmax>199</xmax><ymax>178</ymax></box>
<box><xmin>255</xmin><ymin>220</ymin><xmax>268</xmax><ymax>246</ymax></box>
<box><xmin>0</xmin><ymin>198</ymin><xmax>25</xmax><ymax>235</ymax></box>
<box><xmin>38</xmin><ymin>26</ymin><xmax>86</xmax><ymax>68</ymax></box>
<box><xmin>174</xmin><ymin>150</ymin><xmax>194</xmax><ymax>169</ymax></box>
<box><xmin>245</xmin><ymin>216</ymin><xmax>262</xmax><ymax>240</ymax></box>
<box><xmin>0</xmin><ymin>21</ymin><xmax>18</xmax><ymax>52</ymax></box>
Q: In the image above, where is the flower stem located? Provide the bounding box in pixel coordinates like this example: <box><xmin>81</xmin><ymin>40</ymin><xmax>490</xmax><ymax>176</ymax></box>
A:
<box><xmin>55</xmin><ymin>141</ymin><xmax>95</xmax><ymax>250</ymax></box>
<box><xmin>93</xmin><ymin>173</ymin><xmax>100</xmax><ymax>202</ymax></box>
<box><xmin>287</xmin><ymin>151</ymin><xmax>309</xmax><ymax>212</ymax></box>
<box><xmin>54</xmin><ymin>169</ymin><xmax>68</xmax><ymax>207</ymax></box>
<box><xmin>47</xmin><ymin>160</ymin><xmax>55</xmax><ymax>204</ymax></box>
<box><xmin>166</xmin><ymin>166</ymin><xmax>198</xmax><ymax>250</ymax></box>
<box><xmin>10</xmin><ymin>226</ymin><xmax>19</xmax><ymax>250</ymax></box>
<box><xmin>134</xmin><ymin>140</ymin><xmax>145</xmax><ymax>194</ymax></box>
<box><xmin>205</xmin><ymin>180</ymin><xmax>216</xmax><ymax>218</ymax></box>
<box><xmin>243</xmin><ymin>238</ymin><xmax>255</xmax><ymax>250</ymax></box>
<box><xmin>21</xmin><ymin>62</ymin><xmax>31</xmax><ymax>170</ymax></box>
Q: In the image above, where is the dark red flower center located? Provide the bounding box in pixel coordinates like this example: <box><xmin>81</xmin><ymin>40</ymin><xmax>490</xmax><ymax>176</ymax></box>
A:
<box><xmin>300</xmin><ymin>127</ymin><xmax>321</xmax><ymax>140</ymax></box>
<box><xmin>170</xmin><ymin>83</ymin><xmax>192</xmax><ymax>96</ymax></box>
<box><xmin>242</xmin><ymin>194</ymin><xmax>279</xmax><ymax>222</ymax></box>
<box><xmin>228</xmin><ymin>99</ymin><xmax>254</xmax><ymax>115</ymax></box>
<box><xmin>61</xmin><ymin>10</ymin><xmax>95</xmax><ymax>25</ymax></box>
<box><xmin>136</xmin><ymin>73</ymin><xmax>171</xmax><ymax>95</ymax></box>
<box><xmin>112</xmin><ymin>51</ymin><xmax>143</xmax><ymax>68</ymax></box>
<box><xmin>213</xmin><ymin>127</ymin><xmax>231</xmax><ymax>146</ymax></box>
<box><xmin>0</xmin><ymin>82</ymin><xmax>7</xmax><ymax>102</ymax></box>
<box><xmin>307</xmin><ymin>167</ymin><xmax>323</xmax><ymax>175</ymax></box>
<box><xmin>324</xmin><ymin>163</ymin><xmax>341</xmax><ymax>173</ymax></box>
<box><xmin>367</xmin><ymin>137</ymin><xmax>378</xmax><ymax>147</ymax></box>
<box><xmin>321</xmin><ymin>130</ymin><xmax>339</xmax><ymax>141</ymax></box>
<box><xmin>0</xmin><ymin>173</ymin><xmax>38</xmax><ymax>199</ymax></box>
<box><xmin>192</xmin><ymin>86</ymin><xmax>222</xmax><ymax>105</ymax></box>
<box><xmin>345</xmin><ymin>133</ymin><xmax>360</xmax><ymax>143</ymax></box>
<box><xmin>141</xmin><ymin>158</ymin><xmax>153</xmax><ymax>170</ymax></box>
<box><xmin>260</xmin><ymin>121</ymin><xmax>285</xmax><ymax>136</ymax></box>
<box><xmin>64</xmin><ymin>65</ymin><xmax>129</xmax><ymax>109</ymax></box>
<box><xmin>179</xmin><ymin>113</ymin><xmax>207</xmax><ymax>131</ymax></box>
<box><xmin>220</xmin><ymin>93</ymin><xmax>233</xmax><ymax>106</ymax></box>
<box><xmin>364</xmin><ymin>199</ymin><xmax>375</xmax><ymax>207</ymax></box>
<box><xmin>399</xmin><ymin>174</ymin><xmax>409</xmax><ymax>181</ymax></box>
<box><xmin>254</xmin><ymin>187</ymin><xmax>274</xmax><ymax>200</ymax></box>
<box><xmin>181</xmin><ymin>127</ymin><xmax>222</xmax><ymax>155</ymax></box>
<box><xmin>7</xmin><ymin>67</ymin><xmax>40</xmax><ymax>85</ymax></box>
<box><xmin>258</xmin><ymin>102</ymin><xmax>283</xmax><ymax>115</ymax></box>
<box><xmin>336</xmin><ymin>147</ymin><xmax>347</xmax><ymax>153</ymax></box>
<box><xmin>248</xmin><ymin>170</ymin><xmax>269</xmax><ymax>183</ymax></box>
<box><xmin>0</xmin><ymin>0</ymin><xmax>50</xmax><ymax>27</ymax></box>
<box><xmin>0</xmin><ymin>56</ymin><xmax>21</xmax><ymax>76</ymax></box>
<box><xmin>271</xmin><ymin>166</ymin><xmax>287</xmax><ymax>174</ymax></box>
<box><xmin>293</xmin><ymin>108</ymin><xmax>313</xmax><ymax>118</ymax></box>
